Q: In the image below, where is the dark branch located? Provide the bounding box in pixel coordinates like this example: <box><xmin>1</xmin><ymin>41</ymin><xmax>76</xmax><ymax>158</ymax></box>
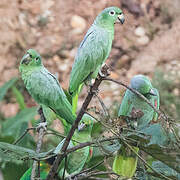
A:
<box><xmin>46</xmin><ymin>65</ymin><xmax>109</xmax><ymax>180</ymax></box>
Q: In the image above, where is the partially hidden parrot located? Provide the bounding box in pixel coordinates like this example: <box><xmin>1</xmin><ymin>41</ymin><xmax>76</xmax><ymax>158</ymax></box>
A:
<box><xmin>20</xmin><ymin>113</ymin><xmax>95</xmax><ymax>179</ymax></box>
<box><xmin>69</xmin><ymin>6</ymin><xmax>125</xmax><ymax>113</ymax></box>
<box><xmin>113</xmin><ymin>74</ymin><xmax>160</xmax><ymax>178</ymax></box>
<box><xmin>59</xmin><ymin>113</ymin><xmax>95</xmax><ymax>176</ymax></box>
<box><xmin>19</xmin><ymin>49</ymin><xmax>76</xmax><ymax>125</ymax></box>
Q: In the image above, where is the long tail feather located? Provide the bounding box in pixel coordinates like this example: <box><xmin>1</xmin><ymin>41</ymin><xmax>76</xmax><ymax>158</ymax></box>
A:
<box><xmin>72</xmin><ymin>83</ymin><xmax>83</xmax><ymax>114</ymax></box>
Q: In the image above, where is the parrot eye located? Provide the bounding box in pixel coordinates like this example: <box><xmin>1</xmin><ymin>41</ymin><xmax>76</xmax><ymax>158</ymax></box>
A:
<box><xmin>35</xmin><ymin>57</ymin><xmax>39</xmax><ymax>61</ymax></box>
<box><xmin>109</xmin><ymin>10</ymin><xmax>115</xmax><ymax>16</ymax></box>
<box><xmin>29</xmin><ymin>54</ymin><xmax>32</xmax><ymax>58</ymax></box>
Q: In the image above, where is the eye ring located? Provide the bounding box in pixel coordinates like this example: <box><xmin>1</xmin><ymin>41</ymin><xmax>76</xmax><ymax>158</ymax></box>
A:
<box><xmin>109</xmin><ymin>10</ymin><xmax>115</xmax><ymax>16</ymax></box>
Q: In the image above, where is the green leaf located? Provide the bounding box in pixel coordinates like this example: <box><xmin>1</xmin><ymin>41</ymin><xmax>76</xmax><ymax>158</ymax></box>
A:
<box><xmin>99</xmin><ymin>139</ymin><xmax>121</xmax><ymax>155</ymax></box>
<box><xmin>140</xmin><ymin>144</ymin><xmax>180</xmax><ymax>173</ymax></box>
<box><xmin>2</xmin><ymin>107</ymin><xmax>37</xmax><ymax>139</ymax></box>
<box><xmin>67</xmin><ymin>145</ymin><xmax>90</xmax><ymax>174</ymax></box>
<box><xmin>151</xmin><ymin>161</ymin><xmax>180</xmax><ymax>179</ymax></box>
<box><xmin>12</xmin><ymin>86</ymin><xmax>26</xmax><ymax>110</ymax></box>
<box><xmin>0</xmin><ymin>142</ymin><xmax>52</xmax><ymax>162</ymax></box>
<box><xmin>141</xmin><ymin>124</ymin><xmax>168</xmax><ymax>146</ymax></box>
<box><xmin>0</xmin><ymin>142</ymin><xmax>37</xmax><ymax>161</ymax></box>
<box><xmin>0</xmin><ymin>77</ymin><xmax>18</xmax><ymax>101</ymax></box>
<box><xmin>2</xmin><ymin>162</ymin><xmax>29</xmax><ymax>180</ymax></box>
<box><xmin>113</xmin><ymin>146</ymin><xmax>139</xmax><ymax>178</ymax></box>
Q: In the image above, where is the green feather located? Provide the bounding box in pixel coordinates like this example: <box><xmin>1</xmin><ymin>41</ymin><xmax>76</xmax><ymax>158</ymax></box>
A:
<box><xmin>118</xmin><ymin>74</ymin><xmax>160</xmax><ymax>128</ymax></box>
<box><xmin>114</xmin><ymin>75</ymin><xmax>160</xmax><ymax>178</ymax></box>
<box><xmin>69</xmin><ymin>7</ymin><xmax>124</xmax><ymax>105</ymax></box>
<box><xmin>19</xmin><ymin>49</ymin><xmax>76</xmax><ymax>125</ymax></box>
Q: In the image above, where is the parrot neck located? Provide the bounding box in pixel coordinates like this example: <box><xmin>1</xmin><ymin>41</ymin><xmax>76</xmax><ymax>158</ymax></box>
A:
<box><xmin>94</xmin><ymin>20</ymin><xmax>114</xmax><ymax>36</ymax></box>
<box><xmin>20</xmin><ymin>65</ymin><xmax>42</xmax><ymax>83</ymax></box>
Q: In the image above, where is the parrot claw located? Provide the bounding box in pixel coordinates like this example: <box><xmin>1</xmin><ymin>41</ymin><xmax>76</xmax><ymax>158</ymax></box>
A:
<box><xmin>37</xmin><ymin>122</ymin><xmax>47</xmax><ymax>131</ymax></box>
<box><xmin>99</xmin><ymin>64</ymin><xmax>110</xmax><ymax>77</ymax></box>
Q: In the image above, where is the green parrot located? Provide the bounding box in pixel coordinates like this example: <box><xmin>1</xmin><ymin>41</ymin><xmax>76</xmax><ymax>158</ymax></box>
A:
<box><xmin>69</xmin><ymin>6</ymin><xmax>125</xmax><ymax>113</ymax></box>
<box><xmin>19</xmin><ymin>114</ymin><xmax>94</xmax><ymax>179</ymax></box>
<box><xmin>113</xmin><ymin>74</ymin><xmax>160</xmax><ymax>178</ymax></box>
<box><xmin>53</xmin><ymin>113</ymin><xmax>95</xmax><ymax>177</ymax></box>
<box><xmin>118</xmin><ymin>74</ymin><xmax>159</xmax><ymax>129</ymax></box>
<box><xmin>19</xmin><ymin>49</ymin><xmax>76</xmax><ymax>125</ymax></box>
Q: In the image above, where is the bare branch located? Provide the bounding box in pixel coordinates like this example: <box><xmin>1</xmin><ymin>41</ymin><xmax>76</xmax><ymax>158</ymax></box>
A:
<box><xmin>95</xmin><ymin>94</ymin><xmax>109</xmax><ymax>117</ymax></box>
<box><xmin>31</xmin><ymin>106</ymin><xmax>47</xmax><ymax>180</ymax></box>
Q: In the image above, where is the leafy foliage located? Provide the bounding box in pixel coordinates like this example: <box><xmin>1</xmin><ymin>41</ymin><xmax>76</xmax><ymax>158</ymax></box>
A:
<box><xmin>0</xmin><ymin>70</ymin><xmax>179</xmax><ymax>180</ymax></box>
<box><xmin>0</xmin><ymin>77</ymin><xmax>18</xmax><ymax>101</ymax></box>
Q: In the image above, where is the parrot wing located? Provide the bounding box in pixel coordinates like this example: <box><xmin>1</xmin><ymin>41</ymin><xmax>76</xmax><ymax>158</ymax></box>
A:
<box><xmin>28</xmin><ymin>69</ymin><xmax>75</xmax><ymax>124</ymax></box>
<box><xmin>69</xmin><ymin>27</ymin><xmax>110</xmax><ymax>94</ymax></box>
<box><xmin>118</xmin><ymin>90</ymin><xmax>132</xmax><ymax>117</ymax></box>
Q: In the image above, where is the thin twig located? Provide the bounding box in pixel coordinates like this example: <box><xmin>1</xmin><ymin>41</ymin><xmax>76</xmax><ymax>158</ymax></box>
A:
<box><xmin>95</xmin><ymin>94</ymin><xmax>109</xmax><ymax>116</ymax></box>
<box><xmin>46</xmin><ymin>65</ymin><xmax>110</xmax><ymax>180</ymax></box>
<box><xmin>13</xmin><ymin>127</ymin><xmax>36</xmax><ymax>145</ymax></box>
<box><xmin>31</xmin><ymin>107</ymin><xmax>47</xmax><ymax>180</ymax></box>
<box><xmin>77</xmin><ymin>171</ymin><xmax>119</xmax><ymax>180</ymax></box>
<box><xmin>3</xmin><ymin>127</ymin><xmax>35</xmax><ymax>154</ymax></box>
<box><xmin>66</xmin><ymin>159</ymin><xmax>105</xmax><ymax>179</ymax></box>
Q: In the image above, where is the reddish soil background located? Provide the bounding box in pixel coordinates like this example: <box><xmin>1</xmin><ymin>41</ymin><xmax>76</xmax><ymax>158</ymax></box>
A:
<box><xmin>0</xmin><ymin>0</ymin><xmax>180</xmax><ymax>117</ymax></box>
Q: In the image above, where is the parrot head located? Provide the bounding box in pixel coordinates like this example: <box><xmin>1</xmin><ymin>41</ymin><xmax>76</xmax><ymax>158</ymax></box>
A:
<box><xmin>95</xmin><ymin>7</ymin><xmax>124</xmax><ymax>27</ymax></box>
<box><xmin>130</xmin><ymin>75</ymin><xmax>157</xmax><ymax>98</ymax></box>
<box><xmin>78</xmin><ymin>113</ymin><xmax>95</xmax><ymax>133</ymax></box>
<box><xmin>20</xmin><ymin>49</ymin><xmax>42</xmax><ymax>67</ymax></box>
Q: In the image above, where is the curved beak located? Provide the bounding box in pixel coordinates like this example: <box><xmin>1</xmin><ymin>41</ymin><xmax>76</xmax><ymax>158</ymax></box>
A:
<box><xmin>21</xmin><ymin>53</ymin><xmax>31</xmax><ymax>65</ymax></box>
<box><xmin>117</xmin><ymin>14</ymin><xmax>125</xmax><ymax>24</ymax></box>
<box><xmin>78</xmin><ymin>123</ymin><xmax>86</xmax><ymax>131</ymax></box>
<box><xmin>149</xmin><ymin>89</ymin><xmax>157</xmax><ymax>96</ymax></box>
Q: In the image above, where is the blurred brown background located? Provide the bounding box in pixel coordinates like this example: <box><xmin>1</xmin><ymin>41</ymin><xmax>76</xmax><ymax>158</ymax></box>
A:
<box><xmin>0</xmin><ymin>0</ymin><xmax>180</xmax><ymax>118</ymax></box>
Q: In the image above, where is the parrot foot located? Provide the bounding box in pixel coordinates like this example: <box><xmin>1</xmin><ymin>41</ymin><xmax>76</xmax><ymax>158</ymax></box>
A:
<box><xmin>37</xmin><ymin>122</ymin><xmax>47</xmax><ymax>131</ymax></box>
<box><xmin>99</xmin><ymin>64</ymin><xmax>110</xmax><ymax>77</ymax></box>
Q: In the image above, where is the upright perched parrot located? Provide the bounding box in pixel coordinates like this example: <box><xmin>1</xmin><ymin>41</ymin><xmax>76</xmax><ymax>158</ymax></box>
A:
<box><xmin>19</xmin><ymin>49</ymin><xmax>76</xmax><ymax>125</ymax></box>
<box><xmin>113</xmin><ymin>74</ymin><xmax>160</xmax><ymax>178</ymax></box>
<box><xmin>69</xmin><ymin>6</ymin><xmax>124</xmax><ymax>113</ymax></box>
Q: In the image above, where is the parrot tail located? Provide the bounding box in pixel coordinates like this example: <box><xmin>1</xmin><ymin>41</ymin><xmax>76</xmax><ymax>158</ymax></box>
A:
<box><xmin>72</xmin><ymin>83</ymin><xmax>83</xmax><ymax>114</ymax></box>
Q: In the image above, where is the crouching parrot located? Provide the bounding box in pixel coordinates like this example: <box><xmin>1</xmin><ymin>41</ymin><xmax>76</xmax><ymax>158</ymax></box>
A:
<box><xmin>69</xmin><ymin>6</ymin><xmax>125</xmax><ymax>113</ymax></box>
<box><xmin>113</xmin><ymin>74</ymin><xmax>160</xmax><ymax>178</ymax></box>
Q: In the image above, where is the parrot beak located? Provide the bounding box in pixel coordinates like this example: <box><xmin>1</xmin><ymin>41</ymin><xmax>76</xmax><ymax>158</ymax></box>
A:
<box><xmin>78</xmin><ymin>122</ymin><xmax>86</xmax><ymax>131</ymax></box>
<box><xmin>116</xmin><ymin>14</ymin><xmax>125</xmax><ymax>24</ymax></box>
<box><xmin>149</xmin><ymin>89</ymin><xmax>157</xmax><ymax>96</ymax></box>
<box><xmin>21</xmin><ymin>53</ymin><xmax>31</xmax><ymax>65</ymax></box>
